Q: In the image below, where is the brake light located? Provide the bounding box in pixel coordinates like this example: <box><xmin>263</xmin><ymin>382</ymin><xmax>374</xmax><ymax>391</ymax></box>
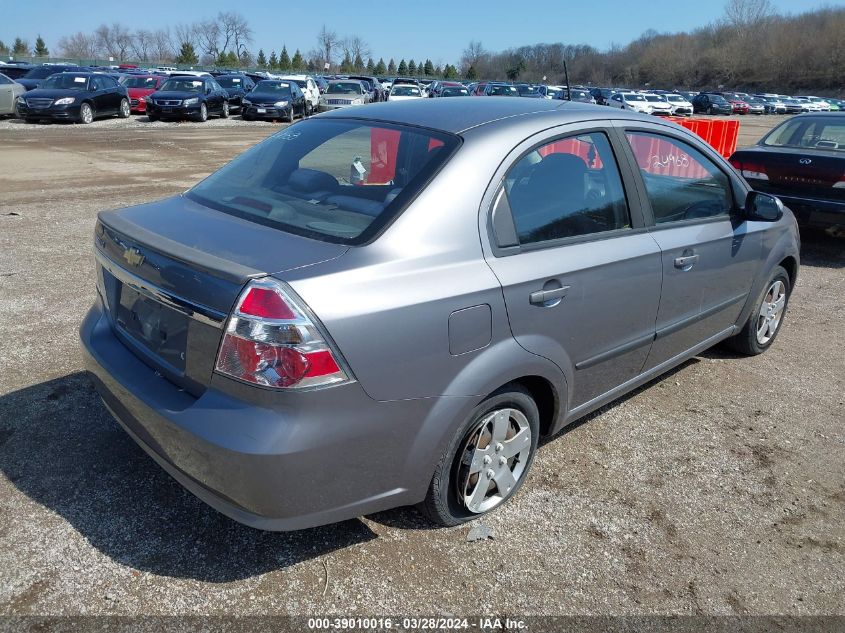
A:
<box><xmin>731</xmin><ymin>158</ymin><xmax>769</xmax><ymax>181</ymax></box>
<box><xmin>215</xmin><ymin>279</ymin><xmax>349</xmax><ymax>389</ymax></box>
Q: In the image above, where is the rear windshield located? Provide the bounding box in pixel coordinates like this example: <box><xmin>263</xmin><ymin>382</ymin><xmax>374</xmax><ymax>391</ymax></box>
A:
<box><xmin>187</xmin><ymin>119</ymin><xmax>460</xmax><ymax>244</ymax></box>
<box><xmin>442</xmin><ymin>87</ymin><xmax>469</xmax><ymax>96</ymax></box>
<box><xmin>763</xmin><ymin>118</ymin><xmax>845</xmax><ymax>152</ymax></box>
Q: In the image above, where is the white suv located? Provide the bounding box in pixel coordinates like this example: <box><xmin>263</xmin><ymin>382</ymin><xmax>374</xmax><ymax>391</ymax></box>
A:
<box><xmin>280</xmin><ymin>75</ymin><xmax>320</xmax><ymax>112</ymax></box>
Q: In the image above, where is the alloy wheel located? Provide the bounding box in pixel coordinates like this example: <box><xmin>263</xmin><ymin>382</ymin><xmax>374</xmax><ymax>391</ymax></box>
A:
<box><xmin>80</xmin><ymin>103</ymin><xmax>93</xmax><ymax>124</ymax></box>
<box><xmin>757</xmin><ymin>280</ymin><xmax>786</xmax><ymax>345</ymax></box>
<box><xmin>455</xmin><ymin>408</ymin><xmax>532</xmax><ymax>514</ymax></box>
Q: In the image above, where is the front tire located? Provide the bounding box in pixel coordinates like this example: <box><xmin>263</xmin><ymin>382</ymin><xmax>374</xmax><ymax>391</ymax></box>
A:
<box><xmin>79</xmin><ymin>102</ymin><xmax>94</xmax><ymax>124</ymax></box>
<box><xmin>726</xmin><ymin>266</ymin><xmax>791</xmax><ymax>355</ymax></box>
<box><xmin>419</xmin><ymin>385</ymin><xmax>540</xmax><ymax>527</ymax></box>
<box><xmin>287</xmin><ymin>106</ymin><xmax>294</xmax><ymax>123</ymax></box>
<box><xmin>195</xmin><ymin>103</ymin><xmax>208</xmax><ymax>122</ymax></box>
<box><xmin>118</xmin><ymin>98</ymin><xmax>130</xmax><ymax>118</ymax></box>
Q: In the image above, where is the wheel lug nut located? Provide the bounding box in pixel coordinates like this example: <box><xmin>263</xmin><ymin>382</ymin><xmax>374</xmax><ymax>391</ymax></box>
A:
<box><xmin>486</xmin><ymin>469</ymin><xmax>495</xmax><ymax>479</ymax></box>
<box><xmin>498</xmin><ymin>456</ymin><xmax>507</xmax><ymax>466</ymax></box>
<box><xmin>483</xmin><ymin>455</ymin><xmax>492</xmax><ymax>465</ymax></box>
<box><xmin>495</xmin><ymin>443</ymin><xmax>503</xmax><ymax>453</ymax></box>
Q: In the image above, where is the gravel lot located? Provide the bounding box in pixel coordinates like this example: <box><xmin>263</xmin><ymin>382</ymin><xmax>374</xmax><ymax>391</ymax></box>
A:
<box><xmin>0</xmin><ymin>112</ymin><xmax>842</xmax><ymax>618</ymax></box>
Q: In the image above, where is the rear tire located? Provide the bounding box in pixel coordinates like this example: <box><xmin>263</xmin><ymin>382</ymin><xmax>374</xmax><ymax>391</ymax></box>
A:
<box><xmin>221</xmin><ymin>101</ymin><xmax>229</xmax><ymax>119</ymax></box>
<box><xmin>726</xmin><ymin>265</ymin><xmax>791</xmax><ymax>356</ymax></box>
<box><xmin>118</xmin><ymin>98</ymin><xmax>130</xmax><ymax>118</ymax></box>
<box><xmin>418</xmin><ymin>385</ymin><xmax>540</xmax><ymax>527</ymax></box>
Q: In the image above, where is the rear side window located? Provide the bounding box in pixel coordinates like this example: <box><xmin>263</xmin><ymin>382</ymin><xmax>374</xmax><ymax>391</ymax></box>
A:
<box><xmin>625</xmin><ymin>132</ymin><xmax>732</xmax><ymax>224</ymax></box>
<box><xmin>187</xmin><ymin>119</ymin><xmax>459</xmax><ymax>244</ymax></box>
<box><xmin>503</xmin><ymin>132</ymin><xmax>631</xmax><ymax>245</ymax></box>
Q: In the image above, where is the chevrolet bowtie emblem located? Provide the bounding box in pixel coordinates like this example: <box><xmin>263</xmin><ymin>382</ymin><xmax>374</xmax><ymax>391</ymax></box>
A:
<box><xmin>123</xmin><ymin>247</ymin><xmax>145</xmax><ymax>267</ymax></box>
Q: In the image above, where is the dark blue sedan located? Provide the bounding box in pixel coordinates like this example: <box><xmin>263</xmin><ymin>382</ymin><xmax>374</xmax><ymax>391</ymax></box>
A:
<box><xmin>15</xmin><ymin>72</ymin><xmax>129</xmax><ymax>123</ymax></box>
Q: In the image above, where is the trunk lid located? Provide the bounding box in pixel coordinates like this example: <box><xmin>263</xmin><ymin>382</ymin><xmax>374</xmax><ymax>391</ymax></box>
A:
<box><xmin>733</xmin><ymin>147</ymin><xmax>845</xmax><ymax>200</ymax></box>
<box><xmin>95</xmin><ymin>194</ymin><xmax>348</xmax><ymax>396</ymax></box>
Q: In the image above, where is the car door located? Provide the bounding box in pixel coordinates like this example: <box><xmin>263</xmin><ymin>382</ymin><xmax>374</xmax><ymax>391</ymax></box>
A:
<box><xmin>616</xmin><ymin>125</ymin><xmax>762</xmax><ymax>371</ymax></box>
<box><xmin>105</xmin><ymin>76</ymin><xmax>122</xmax><ymax>112</ymax></box>
<box><xmin>482</xmin><ymin>125</ymin><xmax>663</xmax><ymax>413</ymax></box>
<box><xmin>89</xmin><ymin>76</ymin><xmax>110</xmax><ymax>114</ymax></box>
<box><xmin>0</xmin><ymin>76</ymin><xmax>12</xmax><ymax>114</ymax></box>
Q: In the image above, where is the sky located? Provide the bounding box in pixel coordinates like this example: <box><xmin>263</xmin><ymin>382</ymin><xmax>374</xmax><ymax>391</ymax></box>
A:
<box><xmin>0</xmin><ymin>0</ymin><xmax>832</xmax><ymax>65</ymax></box>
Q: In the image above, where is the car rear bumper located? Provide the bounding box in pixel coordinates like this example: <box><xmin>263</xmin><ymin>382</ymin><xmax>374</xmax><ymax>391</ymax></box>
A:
<box><xmin>79</xmin><ymin>299</ymin><xmax>459</xmax><ymax>530</ymax></box>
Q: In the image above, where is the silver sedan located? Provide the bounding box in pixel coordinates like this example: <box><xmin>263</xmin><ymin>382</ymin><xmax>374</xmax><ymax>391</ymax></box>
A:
<box><xmin>0</xmin><ymin>72</ymin><xmax>25</xmax><ymax>116</ymax></box>
<box><xmin>80</xmin><ymin>98</ymin><xmax>800</xmax><ymax>530</ymax></box>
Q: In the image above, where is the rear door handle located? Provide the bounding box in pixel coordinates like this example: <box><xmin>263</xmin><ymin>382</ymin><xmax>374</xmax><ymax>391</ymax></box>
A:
<box><xmin>674</xmin><ymin>254</ymin><xmax>699</xmax><ymax>269</ymax></box>
<box><xmin>529</xmin><ymin>286</ymin><xmax>570</xmax><ymax>305</ymax></box>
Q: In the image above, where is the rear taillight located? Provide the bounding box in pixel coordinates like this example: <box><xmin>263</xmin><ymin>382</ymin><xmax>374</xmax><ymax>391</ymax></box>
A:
<box><xmin>215</xmin><ymin>278</ymin><xmax>349</xmax><ymax>389</ymax></box>
<box><xmin>730</xmin><ymin>158</ymin><xmax>769</xmax><ymax>181</ymax></box>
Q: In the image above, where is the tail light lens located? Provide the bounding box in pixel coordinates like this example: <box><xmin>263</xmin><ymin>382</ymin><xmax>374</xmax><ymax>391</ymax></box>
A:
<box><xmin>215</xmin><ymin>278</ymin><xmax>349</xmax><ymax>389</ymax></box>
<box><xmin>730</xmin><ymin>158</ymin><xmax>769</xmax><ymax>181</ymax></box>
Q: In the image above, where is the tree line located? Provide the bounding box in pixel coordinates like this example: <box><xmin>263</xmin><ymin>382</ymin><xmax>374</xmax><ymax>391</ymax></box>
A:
<box><xmin>2</xmin><ymin>2</ymin><xmax>843</xmax><ymax>92</ymax></box>
<box><xmin>461</xmin><ymin>2</ymin><xmax>845</xmax><ymax>93</ymax></box>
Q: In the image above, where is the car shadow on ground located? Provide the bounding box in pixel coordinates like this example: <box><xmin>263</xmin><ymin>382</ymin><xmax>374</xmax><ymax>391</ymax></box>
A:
<box><xmin>798</xmin><ymin>227</ymin><xmax>844</xmax><ymax>269</ymax></box>
<box><xmin>0</xmin><ymin>372</ymin><xmax>377</xmax><ymax>582</ymax></box>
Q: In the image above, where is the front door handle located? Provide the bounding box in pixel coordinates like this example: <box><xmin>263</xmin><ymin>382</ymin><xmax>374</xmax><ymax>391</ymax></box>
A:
<box><xmin>529</xmin><ymin>286</ymin><xmax>570</xmax><ymax>305</ymax></box>
<box><xmin>674</xmin><ymin>254</ymin><xmax>699</xmax><ymax>269</ymax></box>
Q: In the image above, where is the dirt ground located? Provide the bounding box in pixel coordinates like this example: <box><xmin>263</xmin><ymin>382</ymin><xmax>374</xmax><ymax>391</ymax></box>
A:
<box><xmin>0</xmin><ymin>112</ymin><xmax>843</xmax><ymax>618</ymax></box>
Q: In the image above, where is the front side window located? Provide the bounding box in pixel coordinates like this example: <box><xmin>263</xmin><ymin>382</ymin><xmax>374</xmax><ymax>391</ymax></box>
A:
<box><xmin>625</xmin><ymin>132</ymin><xmax>732</xmax><ymax>224</ymax></box>
<box><xmin>503</xmin><ymin>132</ymin><xmax>631</xmax><ymax>245</ymax></box>
<box><xmin>187</xmin><ymin>119</ymin><xmax>459</xmax><ymax>244</ymax></box>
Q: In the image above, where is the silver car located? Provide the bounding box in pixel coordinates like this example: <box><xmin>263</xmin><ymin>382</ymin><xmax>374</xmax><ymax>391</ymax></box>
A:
<box><xmin>80</xmin><ymin>99</ymin><xmax>800</xmax><ymax>530</ymax></box>
<box><xmin>0</xmin><ymin>72</ymin><xmax>25</xmax><ymax>116</ymax></box>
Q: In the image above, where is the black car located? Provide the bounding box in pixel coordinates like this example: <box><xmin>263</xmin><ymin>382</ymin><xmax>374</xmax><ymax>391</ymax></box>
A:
<box><xmin>241</xmin><ymin>80</ymin><xmax>308</xmax><ymax>122</ymax></box>
<box><xmin>215</xmin><ymin>73</ymin><xmax>256</xmax><ymax>111</ymax></box>
<box><xmin>515</xmin><ymin>84</ymin><xmax>543</xmax><ymax>98</ymax></box>
<box><xmin>483</xmin><ymin>82</ymin><xmax>518</xmax><ymax>97</ymax></box>
<box><xmin>145</xmin><ymin>76</ymin><xmax>229</xmax><ymax>122</ymax></box>
<box><xmin>348</xmin><ymin>75</ymin><xmax>383</xmax><ymax>102</ymax></box>
<box><xmin>692</xmin><ymin>93</ymin><xmax>733</xmax><ymax>115</ymax></box>
<box><xmin>15</xmin><ymin>72</ymin><xmax>129</xmax><ymax>123</ymax></box>
<box><xmin>0</xmin><ymin>63</ymin><xmax>35</xmax><ymax>81</ymax></box>
<box><xmin>17</xmin><ymin>64</ymin><xmax>82</xmax><ymax>91</ymax></box>
<box><xmin>589</xmin><ymin>87</ymin><xmax>614</xmax><ymax>105</ymax></box>
<box><xmin>730</xmin><ymin>113</ymin><xmax>845</xmax><ymax>230</ymax></box>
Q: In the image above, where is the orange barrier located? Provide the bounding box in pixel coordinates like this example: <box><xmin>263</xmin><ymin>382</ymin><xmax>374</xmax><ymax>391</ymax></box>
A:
<box><xmin>666</xmin><ymin>116</ymin><xmax>739</xmax><ymax>158</ymax></box>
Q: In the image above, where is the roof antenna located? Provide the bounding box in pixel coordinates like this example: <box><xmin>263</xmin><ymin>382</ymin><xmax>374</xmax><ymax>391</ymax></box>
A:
<box><xmin>563</xmin><ymin>60</ymin><xmax>572</xmax><ymax>101</ymax></box>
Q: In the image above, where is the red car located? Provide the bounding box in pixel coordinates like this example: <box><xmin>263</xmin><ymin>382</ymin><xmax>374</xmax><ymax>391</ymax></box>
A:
<box><xmin>122</xmin><ymin>75</ymin><xmax>166</xmax><ymax>113</ymax></box>
<box><xmin>717</xmin><ymin>92</ymin><xmax>750</xmax><ymax>114</ymax></box>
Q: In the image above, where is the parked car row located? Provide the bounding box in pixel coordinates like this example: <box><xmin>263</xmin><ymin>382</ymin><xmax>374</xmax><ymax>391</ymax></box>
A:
<box><xmin>4</xmin><ymin>63</ymin><xmax>843</xmax><ymax>125</ymax></box>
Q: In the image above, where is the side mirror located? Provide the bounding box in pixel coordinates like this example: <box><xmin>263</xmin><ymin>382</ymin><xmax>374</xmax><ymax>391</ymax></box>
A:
<box><xmin>744</xmin><ymin>191</ymin><xmax>783</xmax><ymax>222</ymax></box>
